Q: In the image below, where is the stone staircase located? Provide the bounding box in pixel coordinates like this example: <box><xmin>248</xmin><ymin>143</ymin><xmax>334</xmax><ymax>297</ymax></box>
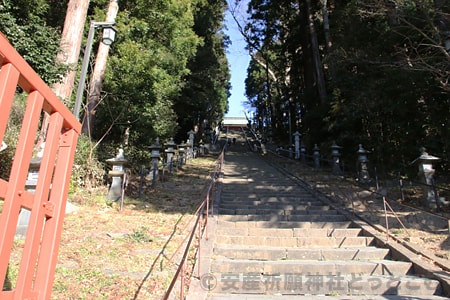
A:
<box><xmin>201</xmin><ymin>146</ymin><xmax>444</xmax><ymax>299</ymax></box>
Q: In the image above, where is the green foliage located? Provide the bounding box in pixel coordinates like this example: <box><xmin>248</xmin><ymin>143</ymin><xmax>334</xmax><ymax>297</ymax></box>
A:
<box><xmin>174</xmin><ymin>0</ymin><xmax>231</xmax><ymax>143</ymax></box>
<box><xmin>0</xmin><ymin>95</ymin><xmax>26</xmax><ymax>180</ymax></box>
<box><xmin>326</xmin><ymin>0</ymin><xmax>449</xmax><ymax>173</ymax></box>
<box><xmin>126</xmin><ymin>226</ymin><xmax>153</xmax><ymax>243</ymax></box>
<box><xmin>71</xmin><ymin>135</ymin><xmax>106</xmax><ymax>192</ymax></box>
<box><xmin>95</xmin><ymin>0</ymin><xmax>203</xmax><ymax>147</ymax></box>
<box><xmin>244</xmin><ymin>0</ymin><xmax>449</xmax><ymax>174</ymax></box>
<box><xmin>0</xmin><ymin>1</ymin><xmax>230</xmax><ymax>191</ymax></box>
<box><xmin>0</xmin><ymin>0</ymin><xmax>67</xmax><ymax>85</ymax></box>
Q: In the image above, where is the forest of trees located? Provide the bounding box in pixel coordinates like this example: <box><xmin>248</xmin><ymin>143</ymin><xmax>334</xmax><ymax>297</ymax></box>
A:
<box><xmin>0</xmin><ymin>0</ymin><xmax>230</xmax><ymax>184</ymax></box>
<box><xmin>0</xmin><ymin>0</ymin><xmax>448</xmax><ymax>184</ymax></box>
<box><xmin>238</xmin><ymin>0</ymin><xmax>449</xmax><ymax>175</ymax></box>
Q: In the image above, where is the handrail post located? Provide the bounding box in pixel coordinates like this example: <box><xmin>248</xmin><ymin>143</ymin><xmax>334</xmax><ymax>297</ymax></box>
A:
<box><xmin>206</xmin><ymin>192</ymin><xmax>210</xmax><ymax>240</ymax></box>
<box><xmin>383</xmin><ymin>197</ymin><xmax>389</xmax><ymax>242</ymax></box>
<box><xmin>197</xmin><ymin>217</ymin><xmax>202</xmax><ymax>278</ymax></box>
<box><xmin>180</xmin><ymin>261</ymin><xmax>185</xmax><ymax>299</ymax></box>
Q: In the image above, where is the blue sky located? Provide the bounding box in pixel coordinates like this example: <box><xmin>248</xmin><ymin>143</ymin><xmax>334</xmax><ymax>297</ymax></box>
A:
<box><xmin>224</xmin><ymin>1</ymin><xmax>251</xmax><ymax>118</ymax></box>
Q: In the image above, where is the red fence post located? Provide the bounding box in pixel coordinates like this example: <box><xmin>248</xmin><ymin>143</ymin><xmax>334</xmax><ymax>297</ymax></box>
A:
<box><xmin>0</xmin><ymin>33</ymin><xmax>81</xmax><ymax>299</ymax></box>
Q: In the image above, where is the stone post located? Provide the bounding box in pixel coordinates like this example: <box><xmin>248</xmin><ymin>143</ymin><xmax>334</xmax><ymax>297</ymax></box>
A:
<box><xmin>199</xmin><ymin>139</ymin><xmax>205</xmax><ymax>156</ymax></box>
<box><xmin>313</xmin><ymin>144</ymin><xmax>320</xmax><ymax>168</ymax></box>
<box><xmin>293</xmin><ymin>131</ymin><xmax>301</xmax><ymax>160</ymax></box>
<box><xmin>300</xmin><ymin>143</ymin><xmax>306</xmax><ymax>162</ymax></box>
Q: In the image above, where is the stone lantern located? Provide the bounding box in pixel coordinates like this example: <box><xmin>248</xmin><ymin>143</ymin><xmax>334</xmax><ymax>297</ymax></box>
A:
<box><xmin>188</xmin><ymin>129</ymin><xmax>195</xmax><ymax>159</ymax></box>
<box><xmin>199</xmin><ymin>139</ymin><xmax>205</xmax><ymax>156</ymax></box>
<box><xmin>184</xmin><ymin>139</ymin><xmax>193</xmax><ymax>162</ymax></box>
<box><xmin>412</xmin><ymin>147</ymin><xmax>442</xmax><ymax>208</ymax></box>
<box><xmin>188</xmin><ymin>129</ymin><xmax>195</xmax><ymax>147</ymax></box>
<box><xmin>331</xmin><ymin>142</ymin><xmax>342</xmax><ymax>175</ymax></box>
<box><xmin>165</xmin><ymin>137</ymin><xmax>176</xmax><ymax>172</ymax></box>
<box><xmin>178</xmin><ymin>143</ymin><xmax>186</xmax><ymax>167</ymax></box>
<box><xmin>293</xmin><ymin>131</ymin><xmax>301</xmax><ymax>160</ymax></box>
<box><xmin>148</xmin><ymin>138</ymin><xmax>161</xmax><ymax>183</ymax></box>
<box><xmin>106</xmin><ymin>149</ymin><xmax>127</xmax><ymax>201</ymax></box>
<box><xmin>357</xmin><ymin>144</ymin><xmax>370</xmax><ymax>183</ymax></box>
<box><xmin>25</xmin><ymin>157</ymin><xmax>41</xmax><ymax>193</ymax></box>
<box><xmin>313</xmin><ymin>144</ymin><xmax>320</xmax><ymax>168</ymax></box>
<box><xmin>16</xmin><ymin>157</ymin><xmax>41</xmax><ymax>236</ymax></box>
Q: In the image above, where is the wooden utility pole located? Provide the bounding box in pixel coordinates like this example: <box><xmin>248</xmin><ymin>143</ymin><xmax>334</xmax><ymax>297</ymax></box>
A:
<box><xmin>82</xmin><ymin>0</ymin><xmax>119</xmax><ymax>136</ymax></box>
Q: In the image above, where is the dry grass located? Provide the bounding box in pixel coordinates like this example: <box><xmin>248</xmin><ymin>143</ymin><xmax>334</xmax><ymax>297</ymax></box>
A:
<box><xmin>4</xmin><ymin>155</ymin><xmax>218</xmax><ymax>300</ymax></box>
<box><xmin>267</xmin><ymin>155</ymin><xmax>450</xmax><ymax>263</ymax></box>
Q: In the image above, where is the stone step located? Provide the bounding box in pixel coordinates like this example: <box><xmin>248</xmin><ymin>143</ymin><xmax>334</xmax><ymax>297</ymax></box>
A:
<box><xmin>215</xmin><ymin>227</ymin><xmax>362</xmax><ymax>238</ymax></box>
<box><xmin>218</xmin><ymin>208</ymin><xmax>338</xmax><ymax>215</ymax></box>
<box><xmin>222</xmin><ymin>193</ymin><xmax>309</xmax><ymax>198</ymax></box>
<box><xmin>217</xmin><ymin>220</ymin><xmax>354</xmax><ymax>229</ymax></box>
<box><xmin>220</xmin><ymin>196</ymin><xmax>317</xmax><ymax>203</ymax></box>
<box><xmin>213</xmin><ymin>246</ymin><xmax>390</xmax><ymax>261</ymax></box>
<box><xmin>210</xmin><ymin>259</ymin><xmax>413</xmax><ymax>276</ymax></box>
<box><xmin>223</xmin><ymin>186</ymin><xmax>302</xmax><ymax>192</ymax></box>
<box><xmin>218</xmin><ymin>214</ymin><xmax>348</xmax><ymax>222</ymax></box>
<box><xmin>219</xmin><ymin>200</ymin><xmax>325</xmax><ymax>206</ymax></box>
<box><xmin>214</xmin><ymin>235</ymin><xmax>374</xmax><ymax>248</ymax></box>
<box><xmin>207</xmin><ymin>296</ymin><xmax>448</xmax><ymax>300</ymax></box>
<box><xmin>206</xmin><ymin>273</ymin><xmax>441</xmax><ymax>296</ymax></box>
<box><xmin>224</xmin><ymin>181</ymin><xmax>298</xmax><ymax>185</ymax></box>
<box><xmin>219</xmin><ymin>203</ymin><xmax>331</xmax><ymax>210</ymax></box>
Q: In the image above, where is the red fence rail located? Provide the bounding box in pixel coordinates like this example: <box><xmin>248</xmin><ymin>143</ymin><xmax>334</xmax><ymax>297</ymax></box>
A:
<box><xmin>162</xmin><ymin>149</ymin><xmax>224</xmax><ymax>299</ymax></box>
<box><xmin>0</xmin><ymin>33</ymin><xmax>81</xmax><ymax>299</ymax></box>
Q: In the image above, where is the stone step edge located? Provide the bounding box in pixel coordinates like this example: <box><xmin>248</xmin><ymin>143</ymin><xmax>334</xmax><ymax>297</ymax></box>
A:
<box><xmin>215</xmin><ymin>227</ymin><xmax>362</xmax><ymax>237</ymax></box>
<box><xmin>218</xmin><ymin>210</ymin><xmax>338</xmax><ymax>214</ymax></box>
<box><xmin>210</xmin><ymin>258</ymin><xmax>413</xmax><ymax>273</ymax></box>
<box><xmin>213</xmin><ymin>246</ymin><xmax>390</xmax><ymax>261</ymax></box>
<box><xmin>217</xmin><ymin>215</ymin><xmax>348</xmax><ymax>221</ymax></box>
<box><xmin>217</xmin><ymin>220</ymin><xmax>353</xmax><ymax>228</ymax></box>
<box><xmin>214</xmin><ymin>235</ymin><xmax>374</xmax><ymax>248</ymax></box>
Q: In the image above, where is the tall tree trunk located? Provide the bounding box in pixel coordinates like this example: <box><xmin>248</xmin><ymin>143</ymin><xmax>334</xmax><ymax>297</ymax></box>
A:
<box><xmin>305</xmin><ymin>0</ymin><xmax>328</xmax><ymax>105</ymax></box>
<box><xmin>38</xmin><ymin>0</ymin><xmax>89</xmax><ymax>148</ymax></box>
<box><xmin>52</xmin><ymin>0</ymin><xmax>90</xmax><ymax>103</ymax></box>
<box><xmin>322</xmin><ymin>0</ymin><xmax>336</xmax><ymax>81</ymax></box>
<box><xmin>82</xmin><ymin>0</ymin><xmax>119</xmax><ymax>137</ymax></box>
<box><xmin>299</xmin><ymin>0</ymin><xmax>327</xmax><ymax>105</ymax></box>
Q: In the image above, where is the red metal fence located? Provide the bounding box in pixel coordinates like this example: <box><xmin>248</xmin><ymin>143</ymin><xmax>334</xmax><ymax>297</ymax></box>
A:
<box><xmin>162</xmin><ymin>149</ymin><xmax>224</xmax><ymax>299</ymax></box>
<box><xmin>0</xmin><ymin>33</ymin><xmax>81</xmax><ymax>299</ymax></box>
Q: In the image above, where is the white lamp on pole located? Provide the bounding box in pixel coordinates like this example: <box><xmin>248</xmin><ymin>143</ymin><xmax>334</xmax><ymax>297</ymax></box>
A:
<box><xmin>73</xmin><ymin>21</ymin><xmax>117</xmax><ymax>120</ymax></box>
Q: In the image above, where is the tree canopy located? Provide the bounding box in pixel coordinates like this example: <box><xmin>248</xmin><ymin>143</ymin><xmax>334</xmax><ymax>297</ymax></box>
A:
<box><xmin>240</xmin><ymin>0</ymin><xmax>449</xmax><ymax>173</ymax></box>
<box><xmin>1</xmin><ymin>0</ymin><xmax>231</xmax><ymax>164</ymax></box>
<box><xmin>1</xmin><ymin>0</ymin><xmax>448</xmax><ymax>175</ymax></box>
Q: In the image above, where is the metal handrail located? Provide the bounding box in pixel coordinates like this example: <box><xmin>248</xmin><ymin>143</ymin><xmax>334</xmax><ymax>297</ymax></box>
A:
<box><xmin>162</xmin><ymin>148</ymin><xmax>224</xmax><ymax>299</ymax></box>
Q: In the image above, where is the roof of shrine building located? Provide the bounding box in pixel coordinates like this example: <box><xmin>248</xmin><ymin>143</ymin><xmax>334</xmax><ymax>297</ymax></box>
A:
<box><xmin>223</xmin><ymin>116</ymin><xmax>248</xmax><ymax>127</ymax></box>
